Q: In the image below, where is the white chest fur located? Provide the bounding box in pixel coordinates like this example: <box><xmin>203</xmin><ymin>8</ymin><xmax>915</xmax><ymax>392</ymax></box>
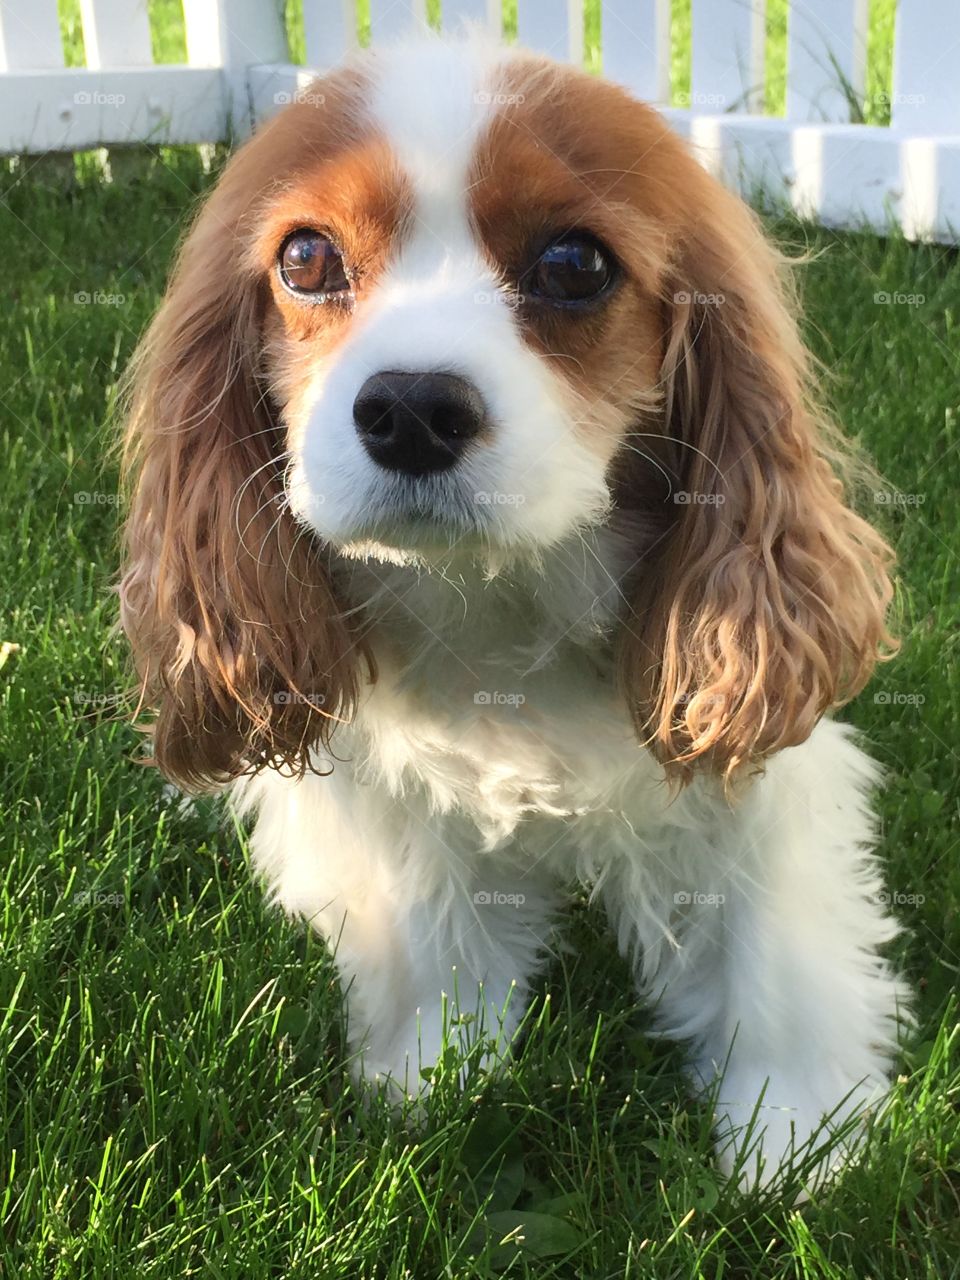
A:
<box><xmin>336</xmin><ymin>543</ymin><xmax>663</xmax><ymax>848</ymax></box>
<box><xmin>232</xmin><ymin>553</ymin><xmax>903</xmax><ymax>1195</ymax></box>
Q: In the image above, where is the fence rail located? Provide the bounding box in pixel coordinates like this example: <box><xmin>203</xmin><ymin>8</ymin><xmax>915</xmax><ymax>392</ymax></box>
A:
<box><xmin>1</xmin><ymin>0</ymin><xmax>958</xmax><ymax>242</ymax></box>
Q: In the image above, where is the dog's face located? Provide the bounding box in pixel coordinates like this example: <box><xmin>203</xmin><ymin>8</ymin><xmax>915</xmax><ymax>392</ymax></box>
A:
<box><xmin>120</xmin><ymin>39</ymin><xmax>893</xmax><ymax>789</ymax></box>
<box><xmin>252</xmin><ymin>42</ymin><xmax>670</xmax><ymax>561</ymax></box>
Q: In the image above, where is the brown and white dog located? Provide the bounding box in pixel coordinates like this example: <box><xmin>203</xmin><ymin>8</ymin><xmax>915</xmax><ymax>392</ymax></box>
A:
<box><xmin>120</xmin><ymin>35</ymin><xmax>906</xmax><ymax>1188</ymax></box>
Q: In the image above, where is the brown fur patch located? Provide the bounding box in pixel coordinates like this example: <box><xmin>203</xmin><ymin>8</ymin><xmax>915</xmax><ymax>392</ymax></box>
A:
<box><xmin>472</xmin><ymin>55</ymin><xmax>896</xmax><ymax>780</ymax></box>
<box><xmin>469</xmin><ymin>56</ymin><xmax>680</xmax><ymax>448</ymax></box>
<box><xmin>253</xmin><ymin>138</ymin><xmax>412</xmax><ymax>426</ymax></box>
<box><xmin>117</xmin><ymin>67</ymin><xmax>403</xmax><ymax>789</ymax></box>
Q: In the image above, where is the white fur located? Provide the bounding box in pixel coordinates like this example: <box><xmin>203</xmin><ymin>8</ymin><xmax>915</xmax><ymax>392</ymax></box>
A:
<box><xmin>247</xmin><ymin>37</ymin><xmax>907</xmax><ymax>1191</ymax></box>
<box><xmin>286</xmin><ymin>39</ymin><xmax>611</xmax><ymax>563</ymax></box>
<box><xmin>234</xmin><ymin>539</ymin><xmax>907</xmax><ymax>1190</ymax></box>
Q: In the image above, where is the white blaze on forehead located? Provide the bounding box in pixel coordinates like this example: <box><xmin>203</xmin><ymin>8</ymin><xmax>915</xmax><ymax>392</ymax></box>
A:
<box><xmin>369</xmin><ymin>38</ymin><xmax>504</xmax><ymax>274</ymax></box>
<box><xmin>285</xmin><ymin>38</ymin><xmax>612</xmax><ymax>561</ymax></box>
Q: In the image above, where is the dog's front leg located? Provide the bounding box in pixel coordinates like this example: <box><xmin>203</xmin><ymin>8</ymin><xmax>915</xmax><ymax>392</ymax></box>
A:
<box><xmin>344</xmin><ymin>868</ymin><xmax>556</xmax><ymax>1101</ymax></box>
<box><xmin>606</xmin><ymin>721</ymin><xmax>908</xmax><ymax>1189</ymax></box>
<box><xmin>238</xmin><ymin>769</ymin><xmax>555</xmax><ymax>1101</ymax></box>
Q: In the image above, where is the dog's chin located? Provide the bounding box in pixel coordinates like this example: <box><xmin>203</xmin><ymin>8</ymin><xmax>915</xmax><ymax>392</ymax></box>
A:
<box><xmin>332</xmin><ymin>509</ymin><xmax>517</xmax><ymax>568</ymax></box>
<box><xmin>336</xmin><ymin>523</ymin><xmax>482</xmax><ymax>567</ymax></box>
<box><xmin>293</xmin><ymin>468</ymin><xmax>614</xmax><ymax>571</ymax></box>
<box><xmin>312</xmin><ymin>476</ymin><xmax>535</xmax><ymax>567</ymax></box>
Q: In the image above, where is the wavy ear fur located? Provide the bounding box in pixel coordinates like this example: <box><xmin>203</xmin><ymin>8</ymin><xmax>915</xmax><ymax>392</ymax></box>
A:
<box><xmin>119</xmin><ymin>153</ymin><xmax>368</xmax><ymax>792</ymax></box>
<box><xmin>619</xmin><ymin>184</ymin><xmax>895</xmax><ymax>783</ymax></box>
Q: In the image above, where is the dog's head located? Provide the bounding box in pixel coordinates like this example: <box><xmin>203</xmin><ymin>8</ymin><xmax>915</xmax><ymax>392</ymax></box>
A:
<box><xmin>120</xmin><ymin>38</ymin><xmax>894</xmax><ymax>790</ymax></box>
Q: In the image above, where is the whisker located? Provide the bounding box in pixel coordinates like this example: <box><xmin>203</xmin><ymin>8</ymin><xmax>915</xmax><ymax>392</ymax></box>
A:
<box><xmin>568</xmin><ymin>530</ymin><xmax>632</xmax><ymax>607</ymax></box>
<box><xmin>613</xmin><ymin>440</ymin><xmax>678</xmax><ymax>497</ymax></box>
<box><xmin>623</xmin><ymin>431</ymin><xmax>727</xmax><ymax>484</ymax></box>
<box><xmin>234</xmin><ymin>451</ymin><xmax>289</xmax><ymax>545</ymax></box>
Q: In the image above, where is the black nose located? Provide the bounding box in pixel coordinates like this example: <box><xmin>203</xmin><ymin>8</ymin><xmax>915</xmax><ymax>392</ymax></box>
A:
<box><xmin>353</xmin><ymin>371</ymin><xmax>488</xmax><ymax>475</ymax></box>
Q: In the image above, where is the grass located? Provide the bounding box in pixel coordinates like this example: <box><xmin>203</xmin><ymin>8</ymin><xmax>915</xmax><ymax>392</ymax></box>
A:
<box><xmin>2</xmin><ymin>3</ymin><xmax>960</xmax><ymax>1276</ymax></box>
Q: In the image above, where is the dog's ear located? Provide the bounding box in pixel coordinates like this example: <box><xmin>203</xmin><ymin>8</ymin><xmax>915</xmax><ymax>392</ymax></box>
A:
<box><xmin>119</xmin><ymin>142</ymin><xmax>367</xmax><ymax>792</ymax></box>
<box><xmin>619</xmin><ymin>178</ymin><xmax>895</xmax><ymax>782</ymax></box>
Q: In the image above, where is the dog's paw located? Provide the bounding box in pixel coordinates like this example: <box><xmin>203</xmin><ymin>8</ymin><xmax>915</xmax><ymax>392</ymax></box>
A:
<box><xmin>350</xmin><ymin>1008</ymin><xmax>512</xmax><ymax>1114</ymax></box>
<box><xmin>350</xmin><ymin>1018</ymin><xmax>440</xmax><ymax>1107</ymax></box>
<box><xmin>712</xmin><ymin>1073</ymin><xmax>885</xmax><ymax>1195</ymax></box>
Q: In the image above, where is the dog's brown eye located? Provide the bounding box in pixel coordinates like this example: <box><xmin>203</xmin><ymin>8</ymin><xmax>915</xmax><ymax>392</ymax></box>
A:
<box><xmin>526</xmin><ymin>234</ymin><xmax>615</xmax><ymax>303</ymax></box>
<box><xmin>278</xmin><ymin>230</ymin><xmax>349</xmax><ymax>296</ymax></box>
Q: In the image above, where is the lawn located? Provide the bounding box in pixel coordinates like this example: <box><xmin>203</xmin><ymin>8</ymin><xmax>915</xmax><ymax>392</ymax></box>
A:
<box><xmin>2</xmin><ymin>5</ymin><xmax>960</xmax><ymax>1278</ymax></box>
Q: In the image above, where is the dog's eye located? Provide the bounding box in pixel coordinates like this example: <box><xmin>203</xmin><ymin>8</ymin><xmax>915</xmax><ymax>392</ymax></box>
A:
<box><xmin>278</xmin><ymin>230</ymin><xmax>349</xmax><ymax>296</ymax></box>
<box><xmin>526</xmin><ymin>234</ymin><xmax>614</xmax><ymax>303</ymax></box>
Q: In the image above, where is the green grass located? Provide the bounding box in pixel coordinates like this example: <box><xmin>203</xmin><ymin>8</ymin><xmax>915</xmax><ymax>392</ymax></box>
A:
<box><xmin>2</xmin><ymin>140</ymin><xmax>959</xmax><ymax>1280</ymax></box>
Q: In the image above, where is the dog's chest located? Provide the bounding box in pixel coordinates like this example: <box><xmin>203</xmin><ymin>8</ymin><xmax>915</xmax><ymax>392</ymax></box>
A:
<box><xmin>353</xmin><ymin>640</ymin><xmax>652</xmax><ymax>842</ymax></box>
<box><xmin>340</xmin><ymin>550</ymin><xmax>660</xmax><ymax>840</ymax></box>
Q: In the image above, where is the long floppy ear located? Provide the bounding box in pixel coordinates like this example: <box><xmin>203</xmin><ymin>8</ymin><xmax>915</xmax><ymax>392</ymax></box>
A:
<box><xmin>620</xmin><ymin>181</ymin><xmax>895</xmax><ymax>783</ymax></box>
<box><xmin>119</xmin><ymin>156</ymin><xmax>367</xmax><ymax>791</ymax></box>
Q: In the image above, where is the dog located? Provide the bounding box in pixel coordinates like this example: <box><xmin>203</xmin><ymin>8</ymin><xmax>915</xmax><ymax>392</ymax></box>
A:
<box><xmin>119</xmin><ymin>35</ymin><xmax>907</xmax><ymax>1189</ymax></box>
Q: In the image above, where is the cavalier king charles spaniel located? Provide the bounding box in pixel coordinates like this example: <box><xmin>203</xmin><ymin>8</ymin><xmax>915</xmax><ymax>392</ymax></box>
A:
<box><xmin>120</xmin><ymin>35</ymin><xmax>908</xmax><ymax>1189</ymax></box>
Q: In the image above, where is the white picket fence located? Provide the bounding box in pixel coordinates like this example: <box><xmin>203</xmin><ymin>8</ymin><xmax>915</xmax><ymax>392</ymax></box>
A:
<box><xmin>1</xmin><ymin>0</ymin><xmax>959</xmax><ymax>241</ymax></box>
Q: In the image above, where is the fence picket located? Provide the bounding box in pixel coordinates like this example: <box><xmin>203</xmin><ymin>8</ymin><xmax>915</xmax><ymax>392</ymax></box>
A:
<box><xmin>518</xmin><ymin>0</ymin><xmax>584</xmax><ymax>65</ymax></box>
<box><xmin>601</xmin><ymin>0</ymin><xmax>670</xmax><ymax>101</ymax></box>
<box><xmin>691</xmin><ymin>0</ymin><xmax>764</xmax><ymax>113</ymax></box>
<box><xmin>302</xmin><ymin>0</ymin><xmax>356</xmax><ymax>68</ymax></box>
<box><xmin>0</xmin><ymin>0</ymin><xmax>63</xmax><ymax>70</ymax></box>
<box><xmin>786</xmin><ymin>0</ymin><xmax>867</xmax><ymax>122</ymax></box>
<box><xmin>443</xmin><ymin>0</ymin><xmax>502</xmax><ymax>39</ymax></box>
<box><xmin>368</xmin><ymin>0</ymin><xmax>428</xmax><ymax>44</ymax></box>
<box><xmin>79</xmin><ymin>0</ymin><xmax>153</xmax><ymax>68</ymax></box>
<box><xmin>183</xmin><ymin>0</ymin><xmax>287</xmax><ymax>133</ymax></box>
<box><xmin>184</xmin><ymin>0</ymin><xmax>287</xmax><ymax>67</ymax></box>
<box><xmin>892</xmin><ymin>0</ymin><xmax>960</xmax><ymax>134</ymax></box>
